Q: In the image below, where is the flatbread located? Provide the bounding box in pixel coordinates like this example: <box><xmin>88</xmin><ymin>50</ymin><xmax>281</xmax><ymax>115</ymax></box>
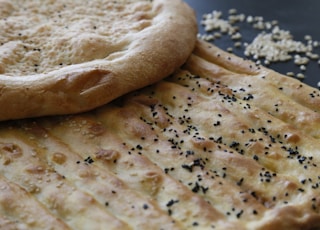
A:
<box><xmin>0</xmin><ymin>0</ymin><xmax>197</xmax><ymax>121</ymax></box>
<box><xmin>0</xmin><ymin>40</ymin><xmax>319</xmax><ymax>229</ymax></box>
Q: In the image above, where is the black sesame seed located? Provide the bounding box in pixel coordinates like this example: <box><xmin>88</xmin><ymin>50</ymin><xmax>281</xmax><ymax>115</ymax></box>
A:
<box><xmin>237</xmin><ymin>178</ymin><xmax>244</xmax><ymax>186</ymax></box>
<box><xmin>236</xmin><ymin>210</ymin><xmax>244</xmax><ymax>218</ymax></box>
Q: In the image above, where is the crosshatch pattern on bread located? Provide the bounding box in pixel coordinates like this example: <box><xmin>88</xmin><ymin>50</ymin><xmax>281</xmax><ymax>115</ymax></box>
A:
<box><xmin>0</xmin><ymin>40</ymin><xmax>319</xmax><ymax>229</ymax></box>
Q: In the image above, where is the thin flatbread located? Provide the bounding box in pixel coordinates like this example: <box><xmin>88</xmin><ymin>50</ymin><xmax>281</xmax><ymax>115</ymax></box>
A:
<box><xmin>0</xmin><ymin>0</ymin><xmax>197</xmax><ymax>121</ymax></box>
<box><xmin>0</xmin><ymin>40</ymin><xmax>319</xmax><ymax>229</ymax></box>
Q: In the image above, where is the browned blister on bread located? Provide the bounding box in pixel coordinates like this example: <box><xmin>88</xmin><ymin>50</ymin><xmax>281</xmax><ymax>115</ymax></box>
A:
<box><xmin>0</xmin><ymin>40</ymin><xmax>320</xmax><ymax>229</ymax></box>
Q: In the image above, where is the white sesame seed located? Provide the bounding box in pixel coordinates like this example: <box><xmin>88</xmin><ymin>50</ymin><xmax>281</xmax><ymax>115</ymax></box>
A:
<box><xmin>199</xmin><ymin>8</ymin><xmax>320</xmax><ymax>79</ymax></box>
<box><xmin>253</xmin><ymin>21</ymin><xmax>265</xmax><ymax>30</ymax></box>
<box><xmin>231</xmin><ymin>32</ymin><xmax>242</xmax><ymax>40</ymax></box>
<box><xmin>265</xmin><ymin>22</ymin><xmax>272</xmax><ymax>30</ymax></box>
<box><xmin>294</xmin><ymin>55</ymin><xmax>309</xmax><ymax>65</ymax></box>
<box><xmin>246</xmin><ymin>15</ymin><xmax>253</xmax><ymax>23</ymax></box>
<box><xmin>286</xmin><ymin>72</ymin><xmax>295</xmax><ymax>77</ymax></box>
<box><xmin>214</xmin><ymin>32</ymin><xmax>222</xmax><ymax>38</ymax></box>
<box><xmin>199</xmin><ymin>34</ymin><xmax>215</xmax><ymax>41</ymax></box>
<box><xmin>200</xmin><ymin>10</ymin><xmax>237</xmax><ymax>34</ymax></box>
<box><xmin>238</xmin><ymin>14</ymin><xmax>246</xmax><ymax>22</ymax></box>
<box><xmin>296</xmin><ymin>73</ymin><xmax>305</xmax><ymax>79</ymax></box>
<box><xmin>227</xmin><ymin>47</ymin><xmax>233</xmax><ymax>52</ymax></box>
<box><xmin>300</xmin><ymin>65</ymin><xmax>306</xmax><ymax>71</ymax></box>
<box><xmin>234</xmin><ymin>41</ymin><xmax>242</xmax><ymax>48</ymax></box>
<box><xmin>254</xmin><ymin>16</ymin><xmax>264</xmax><ymax>22</ymax></box>
<box><xmin>307</xmin><ymin>52</ymin><xmax>319</xmax><ymax>60</ymax></box>
<box><xmin>304</xmin><ymin>35</ymin><xmax>312</xmax><ymax>41</ymax></box>
<box><xmin>228</xmin><ymin>8</ymin><xmax>237</xmax><ymax>15</ymax></box>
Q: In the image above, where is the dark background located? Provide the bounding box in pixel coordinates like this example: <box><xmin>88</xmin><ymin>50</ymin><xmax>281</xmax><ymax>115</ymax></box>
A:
<box><xmin>184</xmin><ymin>0</ymin><xmax>320</xmax><ymax>88</ymax></box>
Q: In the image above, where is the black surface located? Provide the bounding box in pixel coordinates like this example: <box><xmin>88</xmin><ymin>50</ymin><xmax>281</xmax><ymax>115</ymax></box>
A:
<box><xmin>184</xmin><ymin>0</ymin><xmax>320</xmax><ymax>88</ymax></box>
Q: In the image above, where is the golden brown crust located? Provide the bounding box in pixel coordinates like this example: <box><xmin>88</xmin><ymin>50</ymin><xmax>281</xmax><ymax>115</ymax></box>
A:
<box><xmin>0</xmin><ymin>0</ymin><xmax>197</xmax><ymax>121</ymax></box>
<box><xmin>0</xmin><ymin>175</ymin><xmax>71</xmax><ymax>230</ymax></box>
<box><xmin>0</xmin><ymin>40</ymin><xmax>320</xmax><ymax>229</ymax></box>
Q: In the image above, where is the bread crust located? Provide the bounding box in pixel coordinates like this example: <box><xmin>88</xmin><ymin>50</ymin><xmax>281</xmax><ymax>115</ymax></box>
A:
<box><xmin>0</xmin><ymin>40</ymin><xmax>320</xmax><ymax>229</ymax></box>
<box><xmin>0</xmin><ymin>0</ymin><xmax>197</xmax><ymax>121</ymax></box>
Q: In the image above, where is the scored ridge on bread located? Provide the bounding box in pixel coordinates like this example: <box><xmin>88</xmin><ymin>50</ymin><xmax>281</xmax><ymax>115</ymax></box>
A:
<box><xmin>0</xmin><ymin>40</ymin><xmax>319</xmax><ymax>229</ymax></box>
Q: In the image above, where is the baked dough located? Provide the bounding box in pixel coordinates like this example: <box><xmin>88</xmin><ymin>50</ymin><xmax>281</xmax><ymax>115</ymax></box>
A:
<box><xmin>0</xmin><ymin>40</ymin><xmax>319</xmax><ymax>229</ymax></box>
<box><xmin>0</xmin><ymin>0</ymin><xmax>197</xmax><ymax>121</ymax></box>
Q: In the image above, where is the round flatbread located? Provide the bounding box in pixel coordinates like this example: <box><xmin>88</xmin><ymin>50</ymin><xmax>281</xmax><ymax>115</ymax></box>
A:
<box><xmin>0</xmin><ymin>0</ymin><xmax>197</xmax><ymax>121</ymax></box>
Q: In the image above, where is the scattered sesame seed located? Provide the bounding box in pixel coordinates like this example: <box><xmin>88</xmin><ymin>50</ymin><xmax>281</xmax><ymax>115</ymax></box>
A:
<box><xmin>199</xmin><ymin>8</ymin><xmax>320</xmax><ymax>83</ymax></box>
<box><xmin>228</xmin><ymin>8</ymin><xmax>237</xmax><ymax>15</ymax></box>
<box><xmin>296</xmin><ymin>73</ymin><xmax>305</xmax><ymax>79</ymax></box>
<box><xmin>286</xmin><ymin>72</ymin><xmax>295</xmax><ymax>77</ymax></box>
